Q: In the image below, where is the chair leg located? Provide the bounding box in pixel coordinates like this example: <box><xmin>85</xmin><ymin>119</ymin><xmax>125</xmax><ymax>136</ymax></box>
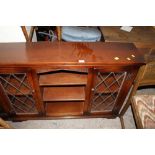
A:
<box><xmin>119</xmin><ymin>100</ymin><xmax>131</xmax><ymax>117</ymax></box>
<box><xmin>119</xmin><ymin>101</ymin><xmax>131</xmax><ymax>129</ymax></box>
<box><xmin>56</xmin><ymin>26</ymin><xmax>61</xmax><ymax>41</ymax></box>
<box><xmin>0</xmin><ymin>118</ymin><xmax>13</xmax><ymax>129</ymax></box>
<box><xmin>119</xmin><ymin>116</ymin><xmax>125</xmax><ymax>129</ymax></box>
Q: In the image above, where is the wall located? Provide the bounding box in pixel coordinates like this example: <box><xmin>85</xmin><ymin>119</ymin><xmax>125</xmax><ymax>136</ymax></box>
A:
<box><xmin>0</xmin><ymin>26</ymin><xmax>26</xmax><ymax>42</ymax></box>
<box><xmin>25</xmin><ymin>26</ymin><xmax>37</xmax><ymax>42</ymax></box>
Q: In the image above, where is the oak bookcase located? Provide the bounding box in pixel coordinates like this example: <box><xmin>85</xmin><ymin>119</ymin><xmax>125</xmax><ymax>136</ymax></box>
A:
<box><xmin>0</xmin><ymin>42</ymin><xmax>144</xmax><ymax>121</ymax></box>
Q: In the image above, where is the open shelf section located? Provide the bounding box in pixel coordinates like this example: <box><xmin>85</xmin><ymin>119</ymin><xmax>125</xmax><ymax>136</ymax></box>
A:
<box><xmin>43</xmin><ymin>86</ymin><xmax>85</xmax><ymax>102</ymax></box>
<box><xmin>39</xmin><ymin>72</ymin><xmax>87</xmax><ymax>86</ymax></box>
<box><xmin>46</xmin><ymin>101</ymin><xmax>84</xmax><ymax>116</ymax></box>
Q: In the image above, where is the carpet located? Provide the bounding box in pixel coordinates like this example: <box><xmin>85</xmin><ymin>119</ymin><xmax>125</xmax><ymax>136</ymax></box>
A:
<box><xmin>7</xmin><ymin>106</ymin><xmax>135</xmax><ymax>129</ymax></box>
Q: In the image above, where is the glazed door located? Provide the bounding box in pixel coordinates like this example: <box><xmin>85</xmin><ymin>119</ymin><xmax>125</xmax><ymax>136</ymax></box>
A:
<box><xmin>0</xmin><ymin>69</ymin><xmax>44</xmax><ymax>116</ymax></box>
<box><xmin>89</xmin><ymin>66</ymin><xmax>138</xmax><ymax>116</ymax></box>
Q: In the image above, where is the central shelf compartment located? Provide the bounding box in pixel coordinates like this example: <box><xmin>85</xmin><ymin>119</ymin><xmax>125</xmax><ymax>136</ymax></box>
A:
<box><xmin>39</xmin><ymin>72</ymin><xmax>87</xmax><ymax>86</ymax></box>
<box><xmin>43</xmin><ymin>86</ymin><xmax>85</xmax><ymax>102</ymax></box>
<box><xmin>46</xmin><ymin>101</ymin><xmax>84</xmax><ymax>116</ymax></box>
<box><xmin>38</xmin><ymin>69</ymin><xmax>87</xmax><ymax>116</ymax></box>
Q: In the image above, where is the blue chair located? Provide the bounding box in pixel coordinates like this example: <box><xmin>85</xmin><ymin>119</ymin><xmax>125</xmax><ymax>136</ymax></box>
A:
<box><xmin>61</xmin><ymin>26</ymin><xmax>101</xmax><ymax>42</ymax></box>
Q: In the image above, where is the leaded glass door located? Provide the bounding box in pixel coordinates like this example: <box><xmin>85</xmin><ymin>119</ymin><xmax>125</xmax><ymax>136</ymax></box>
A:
<box><xmin>90</xmin><ymin>67</ymin><xmax>137</xmax><ymax>115</ymax></box>
<box><xmin>0</xmin><ymin>70</ymin><xmax>41</xmax><ymax>115</ymax></box>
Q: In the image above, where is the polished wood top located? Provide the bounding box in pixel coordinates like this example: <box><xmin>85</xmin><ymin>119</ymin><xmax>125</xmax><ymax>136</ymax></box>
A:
<box><xmin>0</xmin><ymin>42</ymin><xmax>144</xmax><ymax>67</ymax></box>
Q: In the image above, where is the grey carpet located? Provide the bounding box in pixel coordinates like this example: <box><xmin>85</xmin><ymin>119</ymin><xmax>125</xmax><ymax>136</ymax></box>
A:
<box><xmin>7</xmin><ymin>106</ymin><xmax>135</xmax><ymax>129</ymax></box>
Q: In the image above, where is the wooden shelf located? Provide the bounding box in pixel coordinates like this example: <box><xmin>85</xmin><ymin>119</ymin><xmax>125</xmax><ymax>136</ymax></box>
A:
<box><xmin>43</xmin><ymin>86</ymin><xmax>85</xmax><ymax>102</ymax></box>
<box><xmin>46</xmin><ymin>101</ymin><xmax>84</xmax><ymax>116</ymax></box>
<box><xmin>39</xmin><ymin>72</ymin><xmax>87</xmax><ymax>86</ymax></box>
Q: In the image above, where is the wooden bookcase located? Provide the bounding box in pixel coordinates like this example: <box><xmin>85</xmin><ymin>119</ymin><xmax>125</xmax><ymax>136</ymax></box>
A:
<box><xmin>0</xmin><ymin>42</ymin><xmax>144</xmax><ymax>121</ymax></box>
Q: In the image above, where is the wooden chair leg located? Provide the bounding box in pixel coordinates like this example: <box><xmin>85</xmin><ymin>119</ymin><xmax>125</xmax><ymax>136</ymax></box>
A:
<box><xmin>118</xmin><ymin>101</ymin><xmax>130</xmax><ymax>129</ymax></box>
<box><xmin>119</xmin><ymin>102</ymin><xmax>131</xmax><ymax>117</ymax></box>
<box><xmin>119</xmin><ymin>116</ymin><xmax>125</xmax><ymax>129</ymax></box>
<box><xmin>56</xmin><ymin>26</ymin><xmax>61</xmax><ymax>41</ymax></box>
<box><xmin>0</xmin><ymin>118</ymin><xmax>13</xmax><ymax>129</ymax></box>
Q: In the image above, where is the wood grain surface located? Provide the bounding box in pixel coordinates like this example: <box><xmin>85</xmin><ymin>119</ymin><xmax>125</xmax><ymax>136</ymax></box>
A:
<box><xmin>0</xmin><ymin>42</ymin><xmax>144</xmax><ymax>67</ymax></box>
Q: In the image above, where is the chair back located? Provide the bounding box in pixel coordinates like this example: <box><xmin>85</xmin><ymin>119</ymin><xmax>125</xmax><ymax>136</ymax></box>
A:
<box><xmin>131</xmin><ymin>62</ymin><xmax>155</xmax><ymax>128</ymax></box>
<box><xmin>139</xmin><ymin>62</ymin><xmax>155</xmax><ymax>86</ymax></box>
<box><xmin>119</xmin><ymin>61</ymin><xmax>155</xmax><ymax>129</ymax></box>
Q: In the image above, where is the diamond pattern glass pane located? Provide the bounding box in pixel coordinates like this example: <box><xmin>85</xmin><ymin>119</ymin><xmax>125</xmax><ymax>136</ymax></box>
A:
<box><xmin>91</xmin><ymin>71</ymin><xmax>126</xmax><ymax>112</ymax></box>
<box><xmin>0</xmin><ymin>73</ymin><xmax>37</xmax><ymax>114</ymax></box>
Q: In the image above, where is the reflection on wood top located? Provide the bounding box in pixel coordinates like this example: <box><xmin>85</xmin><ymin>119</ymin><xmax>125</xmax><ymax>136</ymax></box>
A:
<box><xmin>0</xmin><ymin>42</ymin><xmax>144</xmax><ymax>66</ymax></box>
